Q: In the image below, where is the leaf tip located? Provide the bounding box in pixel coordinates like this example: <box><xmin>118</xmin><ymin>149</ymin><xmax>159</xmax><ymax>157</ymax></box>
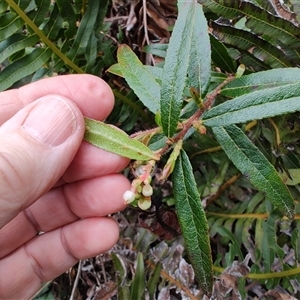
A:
<box><xmin>118</xmin><ymin>43</ymin><xmax>129</xmax><ymax>53</ymax></box>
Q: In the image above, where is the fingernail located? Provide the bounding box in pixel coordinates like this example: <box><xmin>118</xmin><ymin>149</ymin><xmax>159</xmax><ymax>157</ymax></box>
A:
<box><xmin>22</xmin><ymin>97</ymin><xmax>77</xmax><ymax>146</ymax></box>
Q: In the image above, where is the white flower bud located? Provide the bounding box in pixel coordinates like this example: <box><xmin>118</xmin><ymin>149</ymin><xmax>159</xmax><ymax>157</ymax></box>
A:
<box><xmin>123</xmin><ymin>190</ymin><xmax>136</xmax><ymax>204</ymax></box>
<box><xmin>138</xmin><ymin>197</ymin><xmax>152</xmax><ymax>210</ymax></box>
<box><xmin>142</xmin><ymin>184</ymin><xmax>153</xmax><ymax>197</ymax></box>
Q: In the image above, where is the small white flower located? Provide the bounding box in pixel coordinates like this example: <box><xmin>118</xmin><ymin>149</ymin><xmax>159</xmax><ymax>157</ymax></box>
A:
<box><xmin>123</xmin><ymin>190</ymin><xmax>136</xmax><ymax>204</ymax></box>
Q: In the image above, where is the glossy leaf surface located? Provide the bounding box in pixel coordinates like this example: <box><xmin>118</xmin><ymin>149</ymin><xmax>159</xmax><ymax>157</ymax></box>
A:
<box><xmin>173</xmin><ymin>150</ymin><xmax>213</xmax><ymax>293</ymax></box>
<box><xmin>212</xmin><ymin>125</ymin><xmax>294</xmax><ymax>219</ymax></box>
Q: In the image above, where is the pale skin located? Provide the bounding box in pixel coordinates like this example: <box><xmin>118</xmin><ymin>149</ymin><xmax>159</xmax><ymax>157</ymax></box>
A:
<box><xmin>0</xmin><ymin>75</ymin><xmax>130</xmax><ymax>299</ymax></box>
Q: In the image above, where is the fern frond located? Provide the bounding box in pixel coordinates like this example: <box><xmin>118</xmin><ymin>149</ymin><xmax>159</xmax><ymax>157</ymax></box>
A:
<box><xmin>0</xmin><ymin>0</ymin><xmax>110</xmax><ymax>91</ymax></box>
<box><xmin>208</xmin><ymin>191</ymin><xmax>300</xmax><ymax>291</ymax></box>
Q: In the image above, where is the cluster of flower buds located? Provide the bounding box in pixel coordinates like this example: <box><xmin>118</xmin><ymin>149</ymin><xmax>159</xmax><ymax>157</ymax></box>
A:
<box><xmin>123</xmin><ymin>160</ymin><xmax>155</xmax><ymax>210</ymax></box>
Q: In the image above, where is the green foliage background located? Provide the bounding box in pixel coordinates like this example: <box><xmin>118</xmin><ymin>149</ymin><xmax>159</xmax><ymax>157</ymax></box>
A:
<box><xmin>2</xmin><ymin>0</ymin><xmax>300</xmax><ymax>298</ymax></box>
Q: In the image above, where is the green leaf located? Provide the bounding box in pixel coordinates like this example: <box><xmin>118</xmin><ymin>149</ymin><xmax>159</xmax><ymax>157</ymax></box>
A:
<box><xmin>39</xmin><ymin>4</ymin><xmax>62</xmax><ymax>40</ymax></box>
<box><xmin>211</xmin><ymin>71</ymin><xmax>227</xmax><ymax>83</ymax></box>
<box><xmin>199</xmin><ymin>0</ymin><xmax>243</xmax><ymax>19</ymax></box>
<box><xmin>211</xmin><ymin>22</ymin><xmax>293</xmax><ymax>69</ymax></box>
<box><xmin>200</xmin><ymin>0</ymin><xmax>300</xmax><ymax>48</ymax></box>
<box><xmin>94</xmin><ymin>0</ymin><xmax>109</xmax><ymax>33</ymax></box>
<box><xmin>108</xmin><ymin>63</ymin><xmax>162</xmax><ymax>83</ymax></box>
<box><xmin>84</xmin><ymin>34</ymin><xmax>97</xmax><ymax>73</ymax></box>
<box><xmin>17</xmin><ymin>0</ymin><xmax>32</xmax><ymax>11</ymax></box>
<box><xmin>253</xmin><ymin>0</ymin><xmax>276</xmax><ymax>13</ymax></box>
<box><xmin>243</xmin><ymin>4</ymin><xmax>300</xmax><ymax>48</ymax></box>
<box><xmin>212</xmin><ymin>125</ymin><xmax>294</xmax><ymax>219</ymax></box>
<box><xmin>0</xmin><ymin>33</ymin><xmax>39</xmax><ymax>63</ymax></box>
<box><xmin>210</xmin><ymin>34</ymin><xmax>236</xmax><ymax>73</ymax></box>
<box><xmin>173</xmin><ymin>150</ymin><xmax>213</xmax><ymax>294</ymax></box>
<box><xmin>188</xmin><ymin>3</ymin><xmax>211</xmax><ymax>97</ymax></box>
<box><xmin>241</xmin><ymin>218</ymin><xmax>254</xmax><ymax>255</ymax></box>
<box><xmin>149</xmin><ymin>134</ymin><xmax>168</xmax><ymax>151</ymax></box>
<box><xmin>29</xmin><ymin>0</ymin><xmax>51</xmax><ymax>28</ymax></box>
<box><xmin>221</xmin><ymin>68</ymin><xmax>300</xmax><ymax>98</ymax></box>
<box><xmin>5</xmin><ymin>0</ymin><xmax>84</xmax><ymax>78</ymax></box>
<box><xmin>279</xmin><ymin>169</ymin><xmax>300</xmax><ymax>186</ymax></box>
<box><xmin>107</xmin><ymin>63</ymin><xmax>123</xmax><ymax>77</ymax></box>
<box><xmin>0</xmin><ymin>12</ymin><xmax>23</xmax><ymax>40</ymax></box>
<box><xmin>84</xmin><ymin>118</ymin><xmax>159</xmax><ymax>161</ymax></box>
<box><xmin>217</xmin><ymin>226</ymin><xmax>243</xmax><ymax>260</ymax></box>
<box><xmin>55</xmin><ymin>0</ymin><xmax>76</xmax><ymax>38</ymax></box>
<box><xmin>0</xmin><ymin>2</ymin><xmax>8</xmax><ymax>14</ymax></box>
<box><xmin>40</xmin><ymin>4</ymin><xmax>61</xmax><ymax>39</ymax></box>
<box><xmin>160</xmin><ymin>0</ymin><xmax>197</xmax><ymax>137</ymax></box>
<box><xmin>0</xmin><ymin>48</ymin><xmax>52</xmax><ymax>92</ymax></box>
<box><xmin>67</xmin><ymin>0</ymin><xmax>100</xmax><ymax>58</ymax></box>
<box><xmin>147</xmin><ymin>262</ymin><xmax>162</xmax><ymax>300</ymax></box>
<box><xmin>145</xmin><ymin>66</ymin><xmax>163</xmax><ymax>82</ymax></box>
<box><xmin>143</xmin><ymin>43</ymin><xmax>168</xmax><ymax>58</ymax></box>
<box><xmin>117</xmin><ymin>44</ymin><xmax>160</xmax><ymax>114</ymax></box>
<box><xmin>239</xmin><ymin>49</ymin><xmax>270</xmax><ymax>72</ymax></box>
<box><xmin>261</xmin><ymin>211</ymin><xmax>285</xmax><ymax>272</ymax></box>
<box><xmin>111</xmin><ymin>252</ymin><xmax>130</xmax><ymax>299</ymax></box>
<box><xmin>130</xmin><ymin>253</ymin><xmax>145</xmax><ymax>300</ymax></box>
<box><xmin>202</xmin><ymin>81</ymin><xmax>300</xmax><ymax>127</ymax></box>
<box><xmin>111</xmin><ymin>252</ymin><xmax>127</xmax><ymax>283</ymax></box>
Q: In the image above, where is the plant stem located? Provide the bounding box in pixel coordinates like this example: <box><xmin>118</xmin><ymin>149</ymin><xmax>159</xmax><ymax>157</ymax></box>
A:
<box><xmin>157</xmin><ymin>75</ymin><xmax>235</xmax><ymax>156</ymax></box>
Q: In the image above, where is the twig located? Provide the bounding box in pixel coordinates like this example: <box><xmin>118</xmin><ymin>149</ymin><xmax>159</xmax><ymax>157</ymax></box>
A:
<box><xmin>69</xmin><ymin>260</ymin><xmax>82</xmax><ymax>300</ymax></box>
<box><xmin>105</xmin><ymin>16</ymin><xmax>129</xmax><ymax>22</ymax></box>
<box><xmin>145</xmin><ymin>259</ymin><xmax>199</xmax><ymax>300</ymax></box>
<box><xmin>205</xmin><ymin>174</ymin><xmax>240</xmax><ymax>207</ymax></box>
<box><xmin>99</xmin><ymin>31</ymin><xmax>120</xmax><ymax>46</ymax></box>
<box><xmin>156</xmin><ymin>75</ymin><xmax>235</xmax><ymax>157</ymax></box>
<box><xmin>100</xmin><ymin>255</ymin><xmax>108</xmax><ymax>283</ymax></box>
<box><xmin>142</xmin><ymin>0</ymin><xmax>155</xmax><ymax>65</ymax></box>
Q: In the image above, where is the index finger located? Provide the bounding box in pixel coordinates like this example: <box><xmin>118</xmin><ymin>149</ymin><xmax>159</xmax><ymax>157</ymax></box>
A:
<box><xmin>0</xmin><ymin>74</ymin><xmax>114</xmax><ymax>125</ymax></box>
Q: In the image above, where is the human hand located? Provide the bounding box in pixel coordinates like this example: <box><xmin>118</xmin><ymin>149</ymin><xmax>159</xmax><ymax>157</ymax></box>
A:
<box><xmin>0</xmin><ymin>75</ymin><xmax>130</xmax><ymax>299</ymax></box>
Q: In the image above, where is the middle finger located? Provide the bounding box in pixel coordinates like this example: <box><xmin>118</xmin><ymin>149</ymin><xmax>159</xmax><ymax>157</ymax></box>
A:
<box><xmin>0</xmin><ymin>174</ymin><xmax>130</xmax><ymax>257</ymax></box>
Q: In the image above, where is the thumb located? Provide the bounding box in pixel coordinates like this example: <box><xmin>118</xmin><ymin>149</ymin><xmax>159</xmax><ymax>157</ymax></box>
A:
<box><xmin>0</xmin><ymin>95</ymin><xmax>84</xmax><ymax>228</ymax></box>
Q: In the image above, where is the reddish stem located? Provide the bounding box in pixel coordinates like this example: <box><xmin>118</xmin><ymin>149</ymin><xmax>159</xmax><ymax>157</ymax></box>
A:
<box><xmin>156</xmin><ymin>75</ymin><xmax>235</xmax><ymax>156</ymax></box>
